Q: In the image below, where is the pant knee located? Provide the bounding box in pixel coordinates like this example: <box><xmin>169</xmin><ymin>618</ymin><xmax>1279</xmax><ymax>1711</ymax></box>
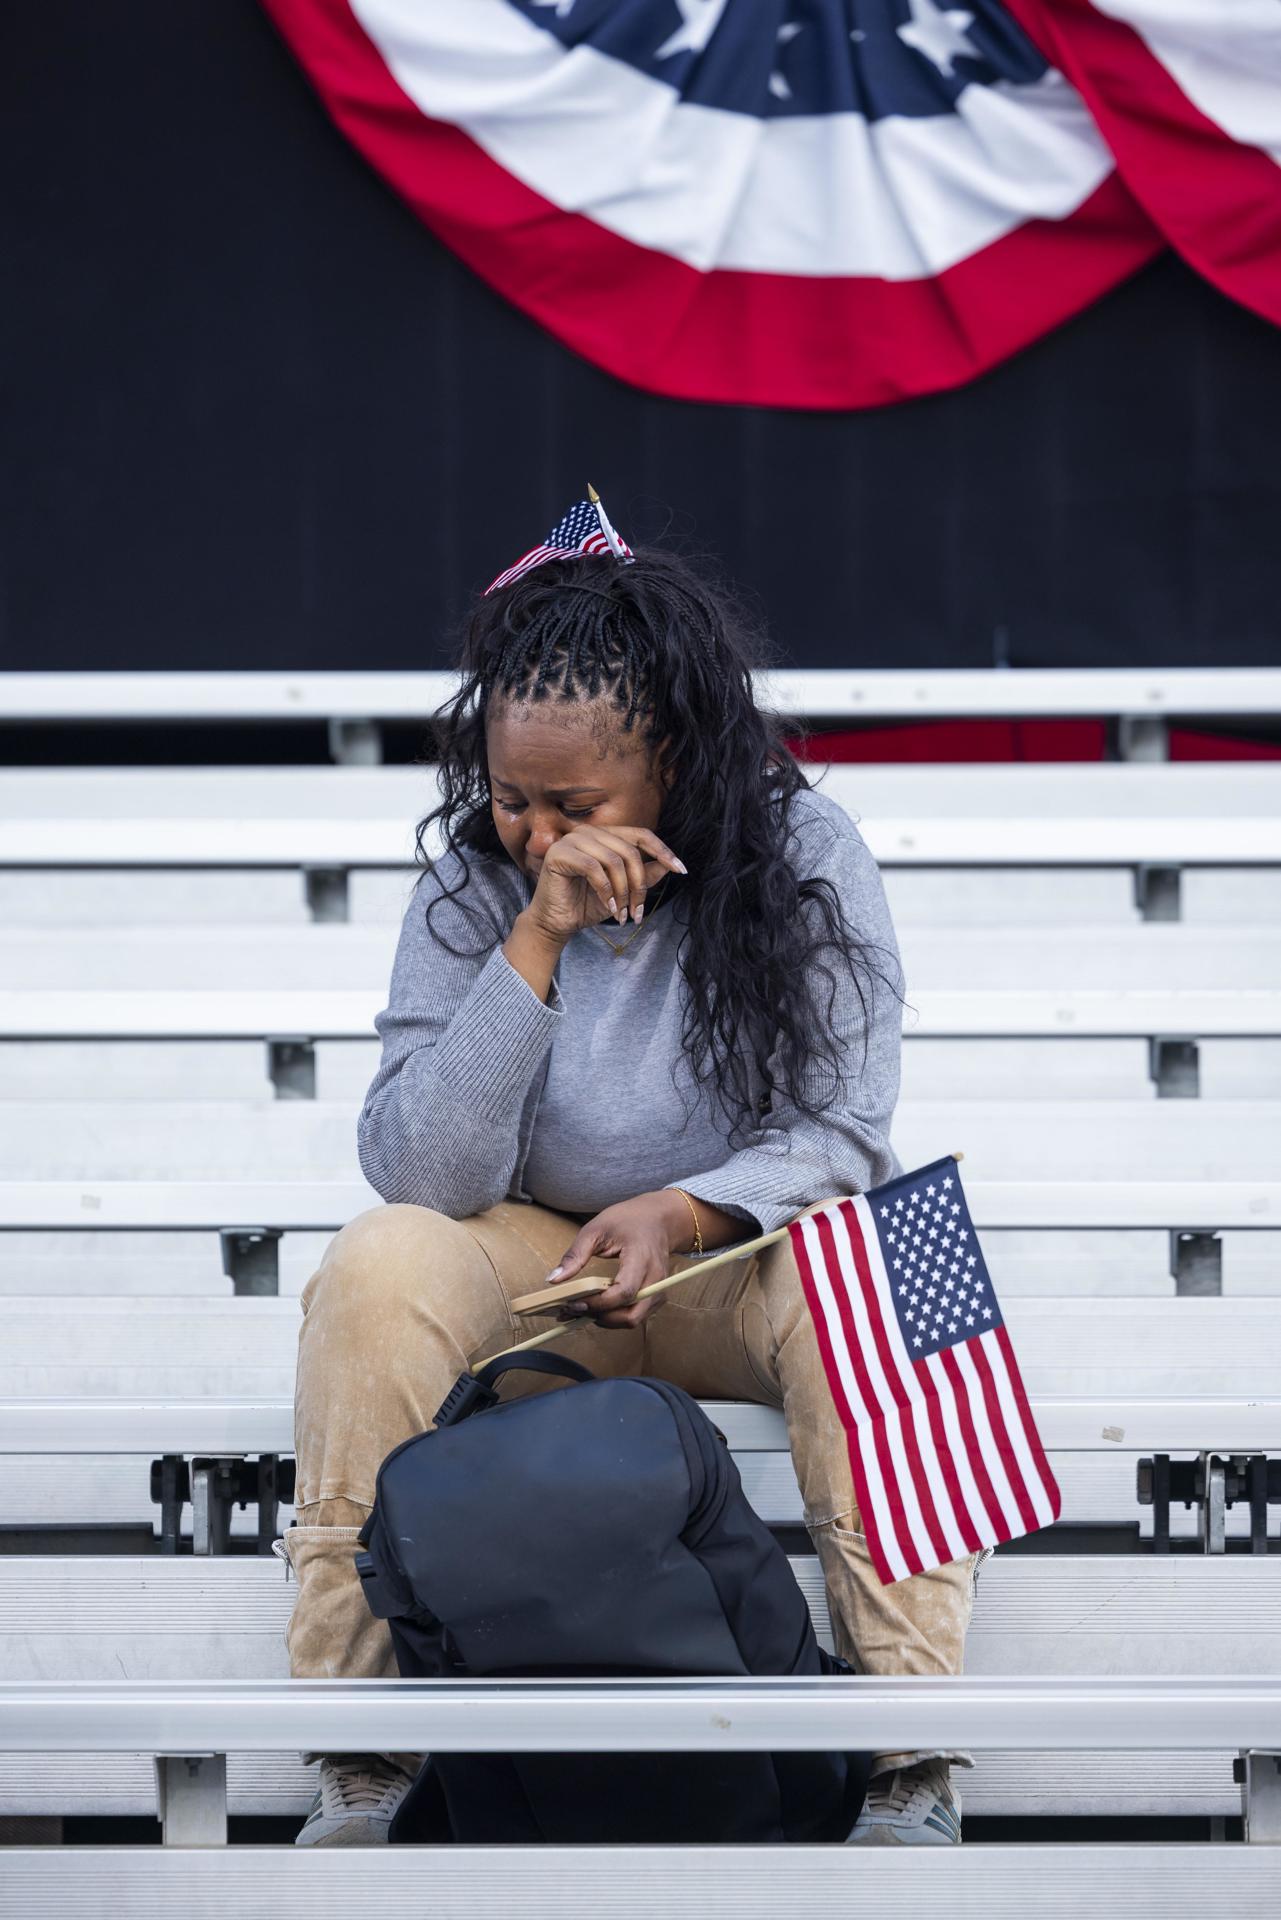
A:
<box><xmin>303</xmin><ymin>1203</ymin><xmax>497</xmax><ymax>1323</ymax></box>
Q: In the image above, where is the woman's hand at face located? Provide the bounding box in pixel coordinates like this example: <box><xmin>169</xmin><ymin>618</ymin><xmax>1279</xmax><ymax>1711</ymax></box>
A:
<box><xmin>525</xmin><ymin>826</ymin><xmax>686</xmax><ymax>946</ymax></box>
<box><xmin>544</xmin><ymin>1192</ymin><xmax>692</xmax><ymax>1331</ymax></box>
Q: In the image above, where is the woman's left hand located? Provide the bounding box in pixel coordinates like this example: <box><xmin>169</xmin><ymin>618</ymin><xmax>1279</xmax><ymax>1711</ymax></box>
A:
<box><xmin>545</xmin><ymin>1191</ymin><xmax>692</xmax><ymax>1331</ymax></box>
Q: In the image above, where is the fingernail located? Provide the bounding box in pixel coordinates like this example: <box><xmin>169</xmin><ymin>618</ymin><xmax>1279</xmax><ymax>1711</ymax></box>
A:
<box><xmin>635</xmin><ymin>902</ymin><xmax>644</xmax><ymax>924</ymax></box>
<box><xmin>672</xmin><ymin>858</ymin><xmax>688</xmax><ymax>874</ymax></box>
<box><xmin>547</xmin><ymin>1266</ymin><xmax>565</xmax><ymax>1282</ymax></box>
<box><xmin>607</xmin><ymin>898</ymin><xmax>618</xmax><ymax>918</ymax></box>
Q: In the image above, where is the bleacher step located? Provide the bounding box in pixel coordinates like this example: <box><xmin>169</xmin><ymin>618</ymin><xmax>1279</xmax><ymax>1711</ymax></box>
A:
<box><xmin>0</xmin><ymin>1843</ymin><xmax>1276</xmax><ymax>1919</ymax></box>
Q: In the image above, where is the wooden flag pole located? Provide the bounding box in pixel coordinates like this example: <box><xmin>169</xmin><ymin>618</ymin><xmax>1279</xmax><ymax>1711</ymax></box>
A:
<box><xmin>474</xmin><ymin>1153</ymin><xmax>965</xmax><ymax>1370</ymax></box>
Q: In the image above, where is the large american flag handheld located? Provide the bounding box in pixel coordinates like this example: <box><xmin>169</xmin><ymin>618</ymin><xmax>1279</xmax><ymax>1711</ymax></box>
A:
<box><xmin>789</xmin><ymin>1156</ymin><xmax>1060</xmax><ymax>1585</ymax></box>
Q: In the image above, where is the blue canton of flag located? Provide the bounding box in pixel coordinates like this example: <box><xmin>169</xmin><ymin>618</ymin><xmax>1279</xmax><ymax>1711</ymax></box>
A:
<box><xmin>877</xmin><ymin>1165</ymin><xmax>1003</xmax><ymax>1358</ymax></box>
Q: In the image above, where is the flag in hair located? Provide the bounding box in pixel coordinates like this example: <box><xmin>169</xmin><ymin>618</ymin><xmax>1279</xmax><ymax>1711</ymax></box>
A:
<box><xmin>789</xmin><ymin>1156</ymin><xmax>1061</xmax><ymax>1585</ymax></box>
<box><xmin>484</xmin><ymin>486</ymin><xmax>633</xmax><ymax>597</ymax></box>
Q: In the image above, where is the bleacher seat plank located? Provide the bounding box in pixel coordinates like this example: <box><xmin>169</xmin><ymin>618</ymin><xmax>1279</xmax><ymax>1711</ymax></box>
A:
<box><xmin>7</xmin><ymin>663</ymin><xmax>1281</xmax><ymax>721</ymax></box>
<box><xmin>3</xmin><ymin>1667</ymin><xmax>1274</xmax><ymax>1743</ymax></box>
<box><xmin>16</xmin><ymin>1037</ymin><xmax>1276</xmax><ymax>1106</ymax></box>
<box><xmin>0</xmin><ymin>865</ymin><xmax>1149</xmax><ymax>929</ymax></box>
<box><xmin>1</xmin><ymin>1100</ymin><xmax>1276</xmax><ymax>1183</ymax></box>
<box><xmin>5</xmin><ymin>815</ymin><xmax>1280</xmax><ymax>867</ymax></box>
<box><xmin>4</xmin><ymin>924</ymin><xmax>1279</xmax><ymax>991</ymax></box>
<box><xmin>1</xmin><ymin>1179</ymin><xmax>1274</xmax><ymax>1233</ymax></box>
<box><xmin>0</xmin><ymin>1748</ymin><xmax>1244</xmax><ymax>1821</ymax></box>
<box><xmin>5</xmin><ymin>1394</ymin><xmax>1275</xmax><ymax>1456</ymax></box>
<box><xmin>3</xmin><ymin>1845</ymin><xmax>1278</xmax><ymax>1920</ymax></box>
<box><xmin>0</xmin><ymin>1565</ymin><xmax>1270</xmax><ymax>1833</ymax></box>
<box><xmin>0</xmin><ymin>1297</ymin><xmax>1275</xmax><ymax>1400</ymax></box>
<box><xmin>0</xmin><ymin>1439</ymin><xmax>1261</xmax><ymax>1542</ymax></box>
<box><xmin>0</xmin><ymin>1556</ymin><xmax>1272</xmax><ymax>1692</ymax></box>
<box><xmin>8</xmin><ymin>1844</ymin><xmax>1281</xmax><ymax>1920</ymax></box>
<box><xmin>6</xmin><ymin>986</ymin><xmax>1281</xmax><ymax>1039</ymax></box>
<box><xmin>4</xmin><ymin>760</ymin><xmax>1279</xmax><ymax>819</ymax></box>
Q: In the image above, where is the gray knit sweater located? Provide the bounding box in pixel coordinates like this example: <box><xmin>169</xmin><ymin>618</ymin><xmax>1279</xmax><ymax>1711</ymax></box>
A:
<box><xmin>358</xmin><ymin>782</ymin><xmax>905</xmax><ymax>1253</ymax></box>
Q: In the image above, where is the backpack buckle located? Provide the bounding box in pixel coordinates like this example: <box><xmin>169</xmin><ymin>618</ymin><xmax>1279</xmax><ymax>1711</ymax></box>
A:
<box><xmin>433</xmin><ymin>1371</ymin><xmax>500</xmax><ymax>1428</ymax></box>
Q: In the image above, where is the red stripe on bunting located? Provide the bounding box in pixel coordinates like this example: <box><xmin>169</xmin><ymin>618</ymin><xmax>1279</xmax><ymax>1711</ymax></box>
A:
<box><xmin>261</xmin><ymin>0</ymin><xmax>1161</xmax><ymax>410</ymax></box>
<box><xmin>1007</xmin><ymin>0</ymin><xmax>1281</xmax><ymax>328</ymax></box>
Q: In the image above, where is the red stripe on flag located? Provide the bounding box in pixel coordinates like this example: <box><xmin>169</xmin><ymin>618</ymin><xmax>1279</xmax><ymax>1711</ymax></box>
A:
<box><xmin>969</xmin><ymin>1337</ymin><xmax>1040</xmax><ymax>1535</ymax></box>
<box><xmin>787</xmin><ymin>1219</ymin><xmax>899</xmax><ymax>1587</ymax></box>
<box><xmin>813</xmin><ymin>1207</ymin><xmax>917</xmax><ymax>1578</ymax></box>
<box><xmin>838</xmin><ymin>1201</ymin><xmax>953</xmax><ymax>1570</ymax></box>
<box><xmin>939</xmin><ymin>1346</ymin><xmax>1009</xmax><ymax>1543</ymax></box>
<box><xmin>918</xmin><ymin>1365</ymin><xmax>985</xmax><ymax>1556</ymax></box>
<box><xmin>996</xmin><ymin>1324</ymin><xmax>1063</xmax><ymax>1522</ymax></box>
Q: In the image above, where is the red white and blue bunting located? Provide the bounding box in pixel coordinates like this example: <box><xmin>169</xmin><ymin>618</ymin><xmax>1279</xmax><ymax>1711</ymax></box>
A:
<box><xmin>263</xmin><ymin>1</ymin><xmax>1281</xmax><ymax>409</ymax></box>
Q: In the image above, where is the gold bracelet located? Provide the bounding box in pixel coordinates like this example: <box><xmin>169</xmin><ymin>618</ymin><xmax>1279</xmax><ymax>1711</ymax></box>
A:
<box><xmin>672</xmin><ymin>1187</ymin><xmax>704</xmax><ymax>1256</ymax></box>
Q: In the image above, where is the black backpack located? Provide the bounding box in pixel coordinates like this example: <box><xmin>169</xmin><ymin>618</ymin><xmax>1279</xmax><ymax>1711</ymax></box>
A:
<box><xmin>355</xmin><ymin>1351</ymin><xmax>871</xmax><ymax>1845</ymax></box>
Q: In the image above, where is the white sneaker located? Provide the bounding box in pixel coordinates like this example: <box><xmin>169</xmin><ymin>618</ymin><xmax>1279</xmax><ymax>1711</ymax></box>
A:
<box><xmin>846</xmin><ymin>1759</ymin><xmax>961</xmax><ymax>1846</ymax></box>
<box><xmin>294</xmin><ymin>1753</ymin><xmax>417</xmax><ymax>1847</ymax></box>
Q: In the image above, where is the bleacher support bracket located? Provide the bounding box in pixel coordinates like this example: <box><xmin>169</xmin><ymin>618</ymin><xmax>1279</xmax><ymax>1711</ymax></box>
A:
<box><xmin>1149</xmin><ymin>1036</ymin><xmax>1200</xmax><ymax>1098</ymax></box>
<box><xmin>1134</xmin><ymin>863</ymin><xmax>1182</xmax><ymax>921</ymax></box>
<box><xmin>265</xmin><ymin>1037</ymin><xmax>317</xmax><ymax>1100</ymax></box>
<box><xmin>219</xmin><ymin>1227</ymin><xmax>283</xmax><ymax>1294</ymax></box>
<box><xmin>1170</xmin><ymin>1229</ymin><xmax>1221</xmax><ymax>1295</ymax></box>
<box><xmin>1138</xmin><ymin>1453</ymin><xmax>1278</xmax><ymax>1553</ymax></box>
<box><xmin>153</xmin><ymin>1754</ymin><xmax>227</xmax><ymax>1847</ymax></box>
<box><xmin>151</xmin><ymin>1455</ymin><xmax>294</xmax><ymax>1555</ymax></box>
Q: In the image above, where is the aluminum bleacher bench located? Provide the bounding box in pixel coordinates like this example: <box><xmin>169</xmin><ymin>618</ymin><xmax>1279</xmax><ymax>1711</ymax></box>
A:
<box><xmin>0</xmin><ymin>1297</ymin><xmax>1275</xmax><ymax>1550</ymax></box>
<box><xmin>8</xmin><ymin>664</ymin><xmax>1281</xmax><ymax>719</ymax></box>
<box><xmin>4</xmin><ymin>922</ymin><xmax>1280</xmax><ymax>989</ymax></box>
<box><xmin>5</xmin><ymin>986</ymin><xmax>1280</xmax><ymax>1046</ymax></box>
<box><xmin>1</xmin><ymin>1176</ymin><xmax>1274</xmax><ymax>1235</ymax></box>
<box><xmin>3</xmin><ymin>924</ymin><xmax>1279</xmax><ymax>1091</ymax></box>
<box><xmin>0</xmin><ymin>1387</ymin><xmax>1275</xmax><ymax>1553</ymax></box>
<box><xmin>5</xmin><ymin>812</ymin><xmax>1281</xmax><ymax>873</ymax></box>
<box><xmin>4</xmin><ymin>759</ymin><xmax>1280</xmax><ymax>819</ymax></box>
<box><xmin>1</xmin><ymin>1099</ymin><xmax>1277</xmax><ymax>1181</ymax></box>
<box><xmin>6</xmin><ymin>764</ymin><xmax>1278</xmax><ymax>933</ymax></box>
<box><xmin>1</xmin><ymin>1090</ymin><xmax>1276</xmax><ymax>1161</ymax></box>
<box><xmin>0</xmin><ymin>1586</ymin><xmax>1278</xmax><ymax>1839</ymax></box>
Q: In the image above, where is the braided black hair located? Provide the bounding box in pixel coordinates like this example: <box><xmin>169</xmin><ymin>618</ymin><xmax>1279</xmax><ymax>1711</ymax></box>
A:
<box><xmin>416</xmin><ymin>547</ymin><xmax>900</xmax><ymax>1149</ymax></box>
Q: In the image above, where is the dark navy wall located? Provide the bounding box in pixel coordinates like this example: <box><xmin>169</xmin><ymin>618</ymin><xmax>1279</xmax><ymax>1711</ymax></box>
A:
<box><xmin>4</xmin><ymin>1</ymin><xmax>1279</xmax><ymax>672</ymax></box>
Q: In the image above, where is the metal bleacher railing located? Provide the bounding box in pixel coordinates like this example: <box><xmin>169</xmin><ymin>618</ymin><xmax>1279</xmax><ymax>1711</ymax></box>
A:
<box><xmin>0</xmin><ymin>667</ymin><xmax>1278</xmax><ymax>1903</ymax></box>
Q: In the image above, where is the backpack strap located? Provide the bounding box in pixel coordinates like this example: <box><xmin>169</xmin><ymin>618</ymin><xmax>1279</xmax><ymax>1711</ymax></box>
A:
<box><xmin>477</xmin><ymin>1351</ymin><xmax>596</xmax><ymax>1392</ymax></box>
<box><xmin>434</xmin><ymin>1351</ymin><xmax>596</xmax><ymax>1428</ymax></box>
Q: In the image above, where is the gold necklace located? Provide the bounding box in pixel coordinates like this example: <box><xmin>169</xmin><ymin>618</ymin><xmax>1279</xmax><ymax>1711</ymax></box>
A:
<box><xmin>591</xmin><ymin>874</ymin><xmax>673</xmax><ymax>957</ymax></box>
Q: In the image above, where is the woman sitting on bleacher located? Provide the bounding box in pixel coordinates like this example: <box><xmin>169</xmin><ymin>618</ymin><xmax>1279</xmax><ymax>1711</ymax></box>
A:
<box><xmin>283</xmin><ymin>498</ymin><xmax>978</xmax><ymax>1849</ymax></box>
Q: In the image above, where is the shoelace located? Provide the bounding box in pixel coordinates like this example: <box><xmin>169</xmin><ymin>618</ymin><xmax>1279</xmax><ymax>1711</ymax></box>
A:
<box><xmin>321</xmin><ymin>1755</ymin><xmax>410</xmax><ymax>1815</ymax></box>
<box><xmin>865</xmin><ymin>1765</ymin><xmax>946</xmax><ymax>1816</ymax></box>
<box><xmin>865</xmin><ymin>1770</ymin><xmax>918</xmax><ymax>1815</ymax></box>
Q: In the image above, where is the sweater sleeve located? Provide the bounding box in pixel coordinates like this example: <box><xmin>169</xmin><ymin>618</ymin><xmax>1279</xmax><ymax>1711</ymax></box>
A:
<box><xmin>660</xmin><ymin>800</ymin><xmax>905</xmax><ymax>1245</ymax></box>
<box><xmin>357</xmin><ymin>853</ymin><xmax>565</xmax><ymax>1216</ymax></box>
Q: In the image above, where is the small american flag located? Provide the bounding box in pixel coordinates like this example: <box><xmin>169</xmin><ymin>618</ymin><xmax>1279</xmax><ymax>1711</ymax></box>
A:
<box><xmin>789</xmin><ymin>1156</ymin><xmax>1061</xmax><ymax>1586</ymax></box>
<box><xmin>484</xmin><ymin>487</ymin><xmax>633</xmax><ymax>596</ymax></box>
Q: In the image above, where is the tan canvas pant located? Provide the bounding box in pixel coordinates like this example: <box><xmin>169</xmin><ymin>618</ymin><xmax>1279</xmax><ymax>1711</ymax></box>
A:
<box><xmin>284</xmin><ymin>1196</ymin><xmax>981</xmax><ymax>1779</ymax></box>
